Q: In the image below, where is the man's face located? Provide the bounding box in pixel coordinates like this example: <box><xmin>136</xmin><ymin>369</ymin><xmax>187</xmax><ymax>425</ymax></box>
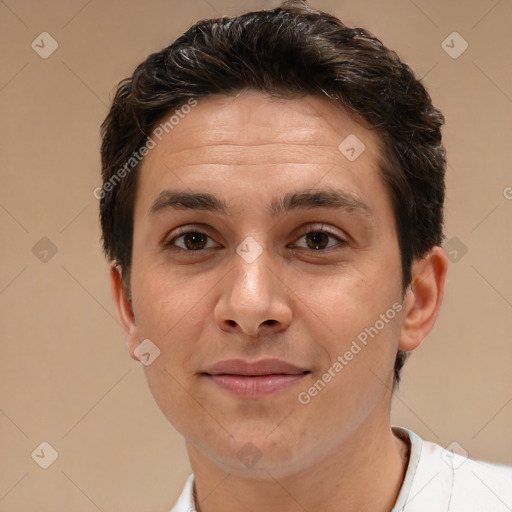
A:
<box><xmin>125</xmin><ymin>90</ymin><xmax>406</xmax><ymax>474</ymax></box>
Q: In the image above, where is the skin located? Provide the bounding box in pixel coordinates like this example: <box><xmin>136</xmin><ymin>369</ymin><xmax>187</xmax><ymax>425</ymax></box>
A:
<box><xmin>110</xmin><ymin>90</ymin><xmax>447</xmax><ymax>512</ymax></box>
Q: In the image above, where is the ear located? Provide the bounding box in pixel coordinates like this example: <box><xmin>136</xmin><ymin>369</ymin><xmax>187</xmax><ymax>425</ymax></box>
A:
<box><xmin>109</xmin><ymin>262</ymin><xmax>140</xmax><ymax>361</ymax></box>
<box><xmin>398</xmin><ymin>246</ymin><xmax>448</xmax><ymax>352</ymax></box>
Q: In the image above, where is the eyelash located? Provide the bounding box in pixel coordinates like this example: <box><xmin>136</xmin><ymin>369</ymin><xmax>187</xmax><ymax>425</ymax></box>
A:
<box><xmin>164</xmin><ymin>226</ymin><xmax>347</xmax><ymax>253</ymax></box>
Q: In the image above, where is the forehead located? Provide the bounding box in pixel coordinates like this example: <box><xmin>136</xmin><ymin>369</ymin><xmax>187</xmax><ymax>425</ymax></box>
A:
<box><xmin>134</xmin><ymin>90</ymin><xmax>387</xmax><ymax>216</ymax></box>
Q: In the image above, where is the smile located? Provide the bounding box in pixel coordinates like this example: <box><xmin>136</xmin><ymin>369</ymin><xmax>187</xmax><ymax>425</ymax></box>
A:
<box><xmin>204</xmin><ymin>373</ymin><xmax>309</xmax><ymax>397</ymax></box>
<box><xmin>202</xmin><ymin>358</ymin><xmax>310</xmax><ymax>397</ymax></box>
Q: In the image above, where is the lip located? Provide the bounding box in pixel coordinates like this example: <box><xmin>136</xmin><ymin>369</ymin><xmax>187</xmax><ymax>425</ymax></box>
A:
<box><xmin>204</xmin><ymin>358</ymin><xmax>307</xmax><ymax>376</ymax></box>
<box><xmin>202</xmin><ymin>358</ymin><xmax>310</xmax><ymax>397</ymax></box>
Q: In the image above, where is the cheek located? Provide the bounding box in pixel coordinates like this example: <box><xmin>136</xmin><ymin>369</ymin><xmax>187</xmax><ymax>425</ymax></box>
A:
<box><xmin>130</xmin><ymin>268</ymin><xmax>216</xmax><ymax>434</ymax></box>
<box><xmin>296</xmin><ymin>265</ymin><xmax>402</xmax><ymax>389</ymax></box>
<box><xmin>297</xmin><ymin>268</ymin><xmax>392</xmax><ymax>338</ymax></box>
<box><xmin>130</xmin><ymin>265</ymin><xmax>216</xmax><ymax>371</ymax></box>
<box><xmin>298</xmin><ymin>312</ymin><xmax>400</xmax><ymax>428</ymax></box>
<box><xmin>132</xmin><ymin>263</ymin><xmax>205</xmax><ymax>329</ymax></box>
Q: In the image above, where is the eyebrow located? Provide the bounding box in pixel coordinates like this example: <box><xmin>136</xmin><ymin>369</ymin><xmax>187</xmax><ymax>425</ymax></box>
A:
<box><xmin>148</xmin><ymin>187</ymin><xmax>372</xmax><ymax>218</ymax></box>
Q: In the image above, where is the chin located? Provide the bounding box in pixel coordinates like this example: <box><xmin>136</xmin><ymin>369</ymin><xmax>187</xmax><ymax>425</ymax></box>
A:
<box><xmin>215</xmin><ymin>427</ymin><xmax>310</xmax><ymax>476</ymax></box>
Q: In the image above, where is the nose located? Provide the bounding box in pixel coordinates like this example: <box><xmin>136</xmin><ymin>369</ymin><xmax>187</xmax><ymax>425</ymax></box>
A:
<box><xmin>213</xmin><ymin>242</ymin><xmax>292</xmax><ymax>337</ymax></box>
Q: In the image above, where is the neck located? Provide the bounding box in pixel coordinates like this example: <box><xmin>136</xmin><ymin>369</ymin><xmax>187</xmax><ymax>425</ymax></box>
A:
<box><xmin>187</xmin><ymin>421</ymin><xmax>410</xmax><ymax>512</ymax></box>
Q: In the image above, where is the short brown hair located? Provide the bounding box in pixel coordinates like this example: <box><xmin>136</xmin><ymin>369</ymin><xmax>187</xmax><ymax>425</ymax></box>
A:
<box><xmin>100</xmin><ymin>0</ymin><xmax>446</xmax><ymax>387</ymax></box>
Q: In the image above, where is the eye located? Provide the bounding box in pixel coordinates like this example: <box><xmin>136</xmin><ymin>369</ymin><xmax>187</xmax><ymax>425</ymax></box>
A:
<box><xmin>292</xmin><ymin>227</ymin><xmax>346</xmax><ymax>251</ymax></box>
<box><xmin>164</xmin><ymin>226</ymin><xmax>346</xmax><ymax>253</ymax></box>
<box><xmin>165</xmin><ymin>229</ymin><xmax>220</xmax><ymax>251</ymax></box>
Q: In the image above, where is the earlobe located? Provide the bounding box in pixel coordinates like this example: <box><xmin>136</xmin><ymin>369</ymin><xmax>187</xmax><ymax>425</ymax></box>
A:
<box><xmin>109</xmin><ymin>262</ymin><xmax>141</xmax><ymax>361</ymax></box>
<box><xmin>398</xmin><ymin>246</ymin><xmax>448</xmax><ymax>352</ymax></box>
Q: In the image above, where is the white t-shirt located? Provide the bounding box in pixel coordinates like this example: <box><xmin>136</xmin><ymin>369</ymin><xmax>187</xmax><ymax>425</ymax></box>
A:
<box><xmin>171</xmin><ymin>426</ymin><xmax>512</xmax><ymax>511</ymax></box>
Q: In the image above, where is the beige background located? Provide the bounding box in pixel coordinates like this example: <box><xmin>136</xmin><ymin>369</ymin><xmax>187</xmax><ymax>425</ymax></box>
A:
<box><xmin>1</xmin><ymin>0</ymin><xmax>511</xmax><ymax>510</ymax></box>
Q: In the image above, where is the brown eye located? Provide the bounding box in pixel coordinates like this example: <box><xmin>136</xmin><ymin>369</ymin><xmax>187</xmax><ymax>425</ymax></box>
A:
<box><xmin>304</xmin><ymin>232</ymin><xmax>330</xmax><ymax>250</ymax></box>
<box><xmin>181</xmin><ymin>232</ymin><xmax>208</xmax><ymax>250</ymax></box>
<box><xmin>293</xmin><ymin>229</ymin><xmax>345</xmax><ymax>251</ymax></box>
<box><xmin>168</xmin><ymin>231</ymin><xmax>218</xmax><ymax>251</ymax></box>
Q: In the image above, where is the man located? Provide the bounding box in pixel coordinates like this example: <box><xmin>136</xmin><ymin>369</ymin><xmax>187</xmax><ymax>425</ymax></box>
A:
<box><xmin>99</xmin><ymin>1</ymin><xmax>512</xmax><ymax>511</ymax></box>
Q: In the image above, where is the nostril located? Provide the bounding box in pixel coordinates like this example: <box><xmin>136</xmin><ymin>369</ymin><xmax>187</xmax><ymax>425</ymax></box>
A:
<box><xmin>263</xmin><ymin>319</ymin><xmax>277</xmax><ymax>326</ymax></box>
